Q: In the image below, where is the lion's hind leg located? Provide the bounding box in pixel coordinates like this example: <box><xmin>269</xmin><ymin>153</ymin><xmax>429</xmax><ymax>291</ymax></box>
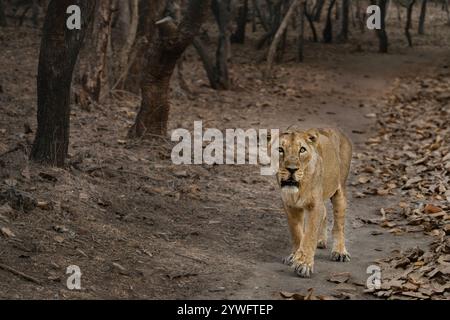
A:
<box><xmin>317</xmin><ymin>206</ymin><xmax>328</xmax><ymax>249</ymax></box>
<box><xmin>330</xmin><ymin>187</ymin><xmax>350</xmax><ymax>262</ymax></box>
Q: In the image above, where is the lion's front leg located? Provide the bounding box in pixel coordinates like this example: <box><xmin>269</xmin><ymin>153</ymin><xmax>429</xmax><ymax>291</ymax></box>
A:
<box><xmin>283</xmin><ymin>207</ymin><xmax>304</xmax><ymax>266</ymax></box>
<box><xmin>292</xmin><ymin>203</ymin><xmax>324</xmax><ymax>278</ymax></box>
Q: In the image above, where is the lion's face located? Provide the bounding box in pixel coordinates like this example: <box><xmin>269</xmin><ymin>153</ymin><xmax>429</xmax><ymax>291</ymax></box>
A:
<box><xmin>276</xmin><ymin>130</ymin><xmax>318</xmax><ymax>192</ymax></box>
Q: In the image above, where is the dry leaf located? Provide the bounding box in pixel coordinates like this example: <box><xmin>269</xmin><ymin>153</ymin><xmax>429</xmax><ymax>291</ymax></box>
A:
<box><xmin>54</xmin><ymin>235</ymin><xmax>64</xmax><ymax>243</ymax></box>
<box><xmin>1</xmin><ymin>227</ymin><xmax>15</xmax><ymax>238</ymax></box>
<box><xmin>358</xmin><ymin>176</ymin><xmax>370</xmax><ymax>184</ymax></box>
<box><xmin>327</xmin><ymin>272</ymin><xmax>351</xmax><ymax>284</ymax></box>
<box><xmin>424</xmin><ymin>204</ymin><xmax>442</xmax><ymax>214</ymax></box>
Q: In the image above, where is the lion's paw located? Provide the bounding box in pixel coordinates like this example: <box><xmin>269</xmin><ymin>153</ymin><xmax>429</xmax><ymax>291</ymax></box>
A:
<box><xmin>331</xmin><ymin>250</ymin><xmax>351</xmax><ymax>262</ymax></box>
<box><xmin>291</xmin><ymin>252</ymin><xmax>314</xmax><ymax>278</ymax></box>
<box><xmin>317</xmin><ymin>239</ymin><xmax>327</xmax><ymax>249</ymax></box>
<box><xmin>282</xmin><ymin>253</ymin><xmax>294</xmax><ymax>266</ymax></box>
<box><xmin>293</xmin><ymin>260</ymin><xmax>314</xmax><ymax>278</ymax></box>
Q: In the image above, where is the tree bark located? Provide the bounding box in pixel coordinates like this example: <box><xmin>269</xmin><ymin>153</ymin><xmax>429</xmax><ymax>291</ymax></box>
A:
<box><xmin>30</xmin><ymin>0</ymin><xmax>96</xmax><ymax>166</ymax></box>
<box><xmin>112</xmin><ymin>0</ymin><xmax>131</xmax><ymax>47</ymax></box>
<box><xmin>212</xmin><ymin>0</ymin><xmax>232</xmax><ymax>89</ymax></box>
<box><xmin>266</xmin><ymin>0</ymin><xmax>301</xmax><ymax>76</ymax></box>
<box><xmin>304</xmin><ymin>3</ymin><xmax>318</xmax><ymax>42</ymax></box>
<box><xmin>192</xmin><ymin>0</ymin><xmax>232</xmax><ymax>90</ymax></box>
<box><xmin>81</xmin><ymin>0</ymin><xmax>113</xmax><ymax>103</ymax></box>
<box><xmin>297</xmin><ymin>2</ymin><xmax>305</xmax><ymax>62</ymax></box>
<box><xmin>444</xmin><ymin>0</ymin><xmax>450</xmax><ymax>25</ymax></box>
<box><xmin>115</xmin><ymin>0</ymin><xmax>139</xmax><ymax>90</ymax></box>
<box><xmin>231</xmin><ymin>0</ymin><xmax>248</xmax><ymax>43</ymax></box>
<box><xmin>0</xmin><ymin>0</ymin><xmax>7</xmax><ymax>27</ymax></box>
<box><xmin>337</xmin><ymin>0</ymin><xmax>349</xmax><ymax>42</ymax></box>
<box><xmin>193</xmin><ymin>37</ymin><xmax>218</xmax><ymax>89</ymax></box>
<box><xmin>418</xmin><ymin>0</ymin><xmax>428</xmax><ymax>34</ymax></box>
<box><xmin>323</xmin><ymin>0</ymin><xmax>336</xmax><ymax>43</ymax></box>
<box><xmin>123</xmin><ymin>0</ymin><xmax>167</xmax><ymax>94</ymax></box>
<box><xmin>313</xmin><ymin>0</ymin><xmax>326</xmax><ymax>21</ymax></box>
<box><xmin>405</xmin><ymin>0</ymin><xmax>416</xmax><ymax>47</ymax></box>
<box><xmin>375</xmin><ymin>0</ymin><xmax>388</xmax><ymax>53</ymax></box>
<box><xmin>252</xmin><ymin>0</ymin><xmax>270</xmax><ymax>31</ymax></box>
<box><xmin>129</xmin><ymin>0</ymin><xmax>210</xmax><ymax>138</ymax></box>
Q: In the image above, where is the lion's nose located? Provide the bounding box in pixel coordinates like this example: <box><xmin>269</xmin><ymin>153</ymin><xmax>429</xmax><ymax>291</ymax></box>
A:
<box><xmin>287</xmin><ymin>167</ymin><xmax>298</xmax><ymax>175</ymax></box>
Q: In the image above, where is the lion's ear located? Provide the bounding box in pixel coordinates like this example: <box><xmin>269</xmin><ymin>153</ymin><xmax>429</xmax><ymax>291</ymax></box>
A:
<box><xmin>306</xmin><ymin>129</ymin><xmax>319</xmax><ymax>145</ymax></box>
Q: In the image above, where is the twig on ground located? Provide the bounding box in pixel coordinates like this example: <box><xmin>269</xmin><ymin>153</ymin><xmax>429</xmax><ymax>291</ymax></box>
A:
<box><xmin>0</xmin><ymin>261</ymin><xmax>42</xmax><ymax>285</ymax></box>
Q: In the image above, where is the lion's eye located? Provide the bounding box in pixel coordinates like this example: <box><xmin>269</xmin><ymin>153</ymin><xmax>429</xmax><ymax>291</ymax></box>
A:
<box><xmin>278</xmin><ymin>147</ymin><xmax>284</xmax><ymax>153</ymax></box>
<box><xmin>299</xmin><ymin>147</ymin><xmax>307</xmax><ymax>154</ymax></box>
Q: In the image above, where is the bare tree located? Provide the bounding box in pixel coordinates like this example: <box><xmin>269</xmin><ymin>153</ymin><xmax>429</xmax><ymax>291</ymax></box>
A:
<box><xmin>373</xmin><ymin>0</ymin><xmax>388</xmax><ymax>53</ymax></box>
<box><xmin>121</xmin><ymin>1</ymin><xmax>167</xmax><ymax>94</ymax></box>
<box><xmin>31</xmin><ymin>0</ymin><xmax>96</xmax><ymax>166</ymax></box>
<box><xmin>304</xmin><ymin>1</ymin><xmax>318</xmax><ymax>42</ymax></box>
<box><xmin>266</xmin><ymin>0</ymin><xmax>301</xmax><ymax>75</ymax></box>
<box><xmin>0</xmin><ymin>0</ymin><xmax>7</xmax><ymax>27</ymax></box>
<box><xmin>297</xmin><ymin>1</ymin><xmax>305</xmax><ymax>61</ymax></box>
<box><xmin>313</xmin><ymin>0</ymin><xmax>326</xmax><ymax>21</ymax></box>
<box><xmin>129</xmin><ymin>0</ymin><xmax>210</xmax><ymax>138</ymax></box>
<box><xmin>80</xmin><ymin>0</ymin><xmax>113</xmax><ymax>103</ymax></box>
<box><xmin>323</xmin><ymin>0</ymin><xmax>336</xmax><ymax>43</ymax></box>
<box><xmin>405</xmin><ymin>0</ymin><xmax>416</xmax><ymax>47</ymax></box>
<box><xmin>337</xmin><ymin>0</ymin><xmax>349</xmax><ymax>42</ymax></box>
<box><xmin>13</xmin><ymin>0</ymin><xmax>40</xmax><ymax>27</ymax></box>
<box><xmin>231</xmin><ymin>0</ymin><xmax>248</xmax><ymax>43</ymax></box>
<box><xmin>418</xmin><ymin>0</ymin><xmax>428</xmax><ymax>34</ymax></box>
<box><xmin>194</xmin><ymin>0</ymin><xmax>232</xmax><ymax>90</ymax></box>
<box><xmin>115</xmin><ymin>0</ymin><xmax>139</xmax><ymax>90</ymax></box>
<box><xmin>443</xmin><ymin>0</ymin><xmax>450</xmax><ymax>25</ymax></box>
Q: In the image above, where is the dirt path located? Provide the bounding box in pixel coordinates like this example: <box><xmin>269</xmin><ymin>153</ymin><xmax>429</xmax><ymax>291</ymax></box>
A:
<box><xmin>193</xmin><ymin>47</ymin><xmax>447</xmax><ymax>300</ymax></box>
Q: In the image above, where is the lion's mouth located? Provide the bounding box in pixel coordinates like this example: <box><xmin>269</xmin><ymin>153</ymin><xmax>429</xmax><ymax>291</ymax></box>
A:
<box><xmin>280</xmin><ymin>179</ymin><xmax>299</xmax><ymax>188</ymax></box>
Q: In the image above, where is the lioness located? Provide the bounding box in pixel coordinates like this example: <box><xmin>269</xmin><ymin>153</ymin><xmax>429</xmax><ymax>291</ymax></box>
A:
<box><xmin>274</xmin><ymin>128</ymin><xmax>352</xmax><ymax>278</ymax></box>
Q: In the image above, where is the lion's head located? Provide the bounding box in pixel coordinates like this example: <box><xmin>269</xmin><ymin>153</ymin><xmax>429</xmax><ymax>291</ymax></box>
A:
<box><xmin>275</xmin><ymin>129</ymin><xmax>319</xmax><ymax>193</ymax></box>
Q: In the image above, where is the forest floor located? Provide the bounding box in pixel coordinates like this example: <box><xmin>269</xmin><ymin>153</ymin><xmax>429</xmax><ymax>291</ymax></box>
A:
<box><xmin>0</xmin><ymin>13</ymin><xmax>449</xmax><ymax>299</ymax></box>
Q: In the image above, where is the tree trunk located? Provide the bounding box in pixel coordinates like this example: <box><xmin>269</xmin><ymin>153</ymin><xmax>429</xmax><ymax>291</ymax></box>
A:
<box><xmin>323</xmin><ymin>0</ymin><xmax>336</xmax><ymax>43</ymax></box>
<box><xmin>375</xmin><ymin>0</ymin><xmax>388</xmax><ymax>53</ymax></box>
<box><xmin>112</xmin><ymin>0</ymin><xmax>131</xmax><ymax>47</ymax></box>
<box><xmin>115</xmin><ymin>0</ymin><xmax>139</xmax><ymax>90</ymax></box>
<box><xmin>231</xmin><ymin>0</ymin><xmax>248</xmax><ymax>43</ymax></box>
<box><xmin>396</xmin><ymin>1</ymin><xmax>402</xmax><ymax>22</ymax></box>
<box><xmin>193</xmin><ymin>37</ymin><xmax>217</xmax><ymax>88</ymax></box>
<box><xmin>418</xmin><ymin>0</ymin><xmax>428</xmax><ymax>34</ymax></box>
<box><xmin>0</xmin><ymin>0</ymin><xmax>7</xmax><ymax>27</ymax></box>
<box><xmin>30</xmin><ymin>0</ymin><xmax>96</xmax><ymax>166</ymax></box>
<box><xmin>212</xmin><ymin>0</ymin><xmax>232</xmax><ymax>89</ymax></box>
<box><xmin>297</xmin><ymin>2</ymin><xmax>305</xmax><ymax>62</ymax></box>
<box><xmin>266</xmin><ymin>0</ymin><xmax>301</xmax><ymax>76</ymax></box>
<box><xmin>337</xmin><ymin>0</ymin><xmax>349</xmax><ymax>42</ymax></box>
<box><xmin>304</xmin><ymin>4</ymin><xmax>318</xmax><ymax>42</ymax></box>
<box><xmin>123</xmin><ymin>0</ymin><xmax>167</xmax><ymax>94</ymax></box>
<box><xmin>405</xmin><ymin>0</ymin><xmax>416</xmax><ymax>47</ymax></box>
<box><xmin>193</xmin><ymin>0</ymin><xmax>232</xmax><ymax>90</ymax></box>
<box><xmin>444</xmin><ymin>0</ymin><xmax>450</xmax><ymax>25</ymax></box>
<box><xmin>81</xmin><ymin>0</ymin><xmax>113</xmax><ymax>103</ymax></box>
<box><xmin>313</xmin><ymin>0</ymin><xmax>326</xmax><ymax>21</ymax></box>
<box><xmin>335</xmin><ymin>0</ymin><xmax>340</xmax><ymax>20</ymax></box>
<box><xmin>252</xmin><ymin>0</ymin><xmax>270</xmax><ymax>31</ymax></box>
<box><xmin>129</xmin><ymin>0</ymin><xmax>209</xmax><ymax>138</ymax></box>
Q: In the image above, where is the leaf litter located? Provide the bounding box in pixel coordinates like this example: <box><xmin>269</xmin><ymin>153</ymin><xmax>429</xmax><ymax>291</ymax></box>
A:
<box><xmin>355</xmin><ymin>67</ymin><xmax>450</xmax><ymax>300</ymax></box>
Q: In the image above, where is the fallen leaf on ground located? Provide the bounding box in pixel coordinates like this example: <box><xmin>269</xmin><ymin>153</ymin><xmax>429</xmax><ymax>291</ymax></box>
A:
<box><xmin>1</xmin><ymin>227</ymin><xmax>15</xmax><ymax>238</ymax></box>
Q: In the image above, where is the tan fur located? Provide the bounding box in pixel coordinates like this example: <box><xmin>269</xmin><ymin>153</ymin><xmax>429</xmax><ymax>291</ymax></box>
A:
<box><xmin>274</xmin><ymin>128</ymin><xmax>352</xmax><ymax>278</ymax></box>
